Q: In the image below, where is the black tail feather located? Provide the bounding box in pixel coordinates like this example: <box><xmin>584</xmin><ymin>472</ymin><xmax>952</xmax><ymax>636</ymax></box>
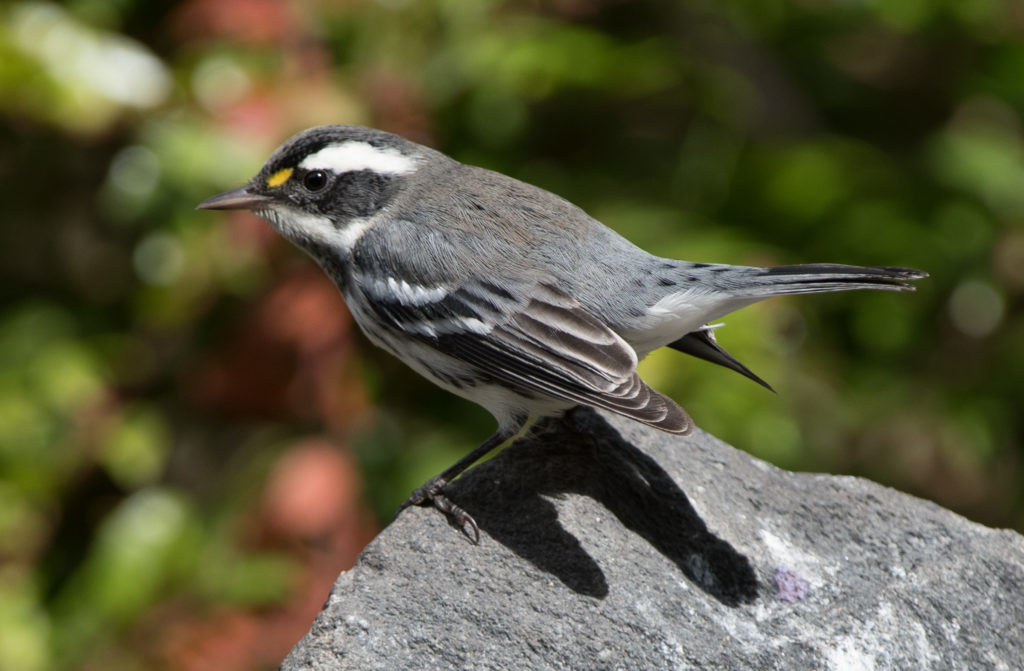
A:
<box><xmin>667</xmin><ymin>328</ymin><xmax>774</xmax><ymax>392</ymax></box>
<box><xmin>736</xmin><ymin>264</ymin><xmax>928</xmax><ymax>297</ymax></box>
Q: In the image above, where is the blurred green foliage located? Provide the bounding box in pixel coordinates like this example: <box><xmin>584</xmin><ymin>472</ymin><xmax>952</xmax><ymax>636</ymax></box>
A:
<box><xmin>1</xmin><ymin>0</ymin><xmax>1022</xmax><ymax>668</ymax></box>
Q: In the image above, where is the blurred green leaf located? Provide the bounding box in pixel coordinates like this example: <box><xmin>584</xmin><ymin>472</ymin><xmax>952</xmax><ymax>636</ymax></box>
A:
<box><xmin>0</xmin><ymin>566</ymin><xmax>51</xmax><ymax>671</ymax></box>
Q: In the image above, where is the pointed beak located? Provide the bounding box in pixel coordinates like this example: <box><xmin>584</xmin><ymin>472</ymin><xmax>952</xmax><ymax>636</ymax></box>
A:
<box><xmin>196</xmin><ymin>186</ymin><xmax>273</xmax><ymax>211</ymax></box>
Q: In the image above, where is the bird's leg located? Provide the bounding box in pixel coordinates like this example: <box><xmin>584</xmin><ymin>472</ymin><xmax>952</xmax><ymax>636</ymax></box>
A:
<box><xmin>397</xmin><ymin>420</ymin><xmax>526</xmax><ymax>543</ymax></box>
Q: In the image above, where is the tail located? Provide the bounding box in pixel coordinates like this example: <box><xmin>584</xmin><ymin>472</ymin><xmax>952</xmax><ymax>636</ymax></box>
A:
<box><xmin>667</xmin><ymin>326</ymin><xmax>774</xmax><ymax>392</ymax></box>
<box><xmin>660</xmin><ymin>263</ymin><xmax>927</xmax><ymax>390</ymax></box>
<box><xmin>731</xmin><ymin>264</ymin><xmax>927</xmax><ymax>297</ymax></box>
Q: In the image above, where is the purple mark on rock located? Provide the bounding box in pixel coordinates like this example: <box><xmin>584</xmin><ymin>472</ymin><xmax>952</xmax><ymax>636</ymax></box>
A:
<box><xmin>774</xmin><ymin>566</ymin><xmax>809</xmax><ymax>602</ymax></box>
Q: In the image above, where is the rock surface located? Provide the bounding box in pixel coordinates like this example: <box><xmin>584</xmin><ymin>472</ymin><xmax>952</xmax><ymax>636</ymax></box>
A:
<box><xmin>282</xmin><ymin>408</ymin><xmax>1024</xmax><ymax>670</ymax></box>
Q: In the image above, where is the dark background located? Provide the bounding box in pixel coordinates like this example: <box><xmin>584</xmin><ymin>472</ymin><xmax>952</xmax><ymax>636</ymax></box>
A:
<box><xmin>1</xmin><ymin>1</ymin><xmax>1021</xmax><ymax>668</ymax></box>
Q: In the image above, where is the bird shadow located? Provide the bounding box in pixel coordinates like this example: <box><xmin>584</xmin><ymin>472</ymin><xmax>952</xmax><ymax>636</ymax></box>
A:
<box><xmin>449</xmin><ymin>407</ymin><xmax>758</xmax><ymax>607</ymax></box>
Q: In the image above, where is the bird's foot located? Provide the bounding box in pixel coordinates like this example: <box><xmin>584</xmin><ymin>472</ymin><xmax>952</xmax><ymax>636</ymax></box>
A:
<box><xmin>397</xmin><ymin>476</ymin><xmax>479</xmax><ymax>544</ymax></box>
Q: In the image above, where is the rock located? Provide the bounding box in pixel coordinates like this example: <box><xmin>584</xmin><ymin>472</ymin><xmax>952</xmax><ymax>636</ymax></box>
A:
<box><xmin>281</xmin><ymin>408</ymin><xmax>1024</xmax><ymax>670</ymax></box>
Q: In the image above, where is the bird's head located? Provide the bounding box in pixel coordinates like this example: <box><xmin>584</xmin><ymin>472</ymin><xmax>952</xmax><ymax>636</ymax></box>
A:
<box><xmin>197</xmin><ymin>125</ymin><xmax>432</xmax><ymax>254</ymax></box>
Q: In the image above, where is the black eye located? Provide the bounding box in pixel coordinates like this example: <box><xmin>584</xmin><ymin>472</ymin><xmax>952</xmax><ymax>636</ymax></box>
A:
<box><xmin>303</xmin><ymin>170</ymin><xmax>328</xmax><ymax>191</ymax></box>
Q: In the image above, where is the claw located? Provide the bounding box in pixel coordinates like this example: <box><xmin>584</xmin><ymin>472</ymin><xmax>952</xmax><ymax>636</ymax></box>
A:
<box><xmin>444</xmin><ymin>499</ymin><xmax>479</xmax><ymax>544</ymax></box>
<box><xmin>460</xmin><ymin>512</ymin><xmax>480</xmax><ymax>544</ymax></box>
<box><xmin>395</xmin><ymin>476</ymin><xmax>480</xmax><ymax>544</ymax></box>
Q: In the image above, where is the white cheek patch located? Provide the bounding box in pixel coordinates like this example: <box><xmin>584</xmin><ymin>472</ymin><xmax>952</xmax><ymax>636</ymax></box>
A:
<box><xmin>332</xmin><ymin>217</ymin><xmax>376</xmax><ymax>251</ymax></box>
<box><xmin>298</xmin><ymin>141</ymin><xmax>419</xmax><ymax>176</ymax></box>
<box><xmin>260</xmin><ymin>205</ymin><xmax>375</xmax><ymax>253</ymax></box>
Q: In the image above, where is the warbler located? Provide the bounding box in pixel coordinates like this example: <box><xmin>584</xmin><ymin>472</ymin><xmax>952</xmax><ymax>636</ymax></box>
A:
<box><xmin>198</xmin><ymin>125</ymin><xmax>926</xmax><ymax>541</ymax></box>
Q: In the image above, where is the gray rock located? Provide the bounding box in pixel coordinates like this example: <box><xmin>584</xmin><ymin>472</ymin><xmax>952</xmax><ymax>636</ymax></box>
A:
<box><xmin>282</xmin><ymin>408</ymin><xmax>1024</xmax><ymax>671</ymax></box>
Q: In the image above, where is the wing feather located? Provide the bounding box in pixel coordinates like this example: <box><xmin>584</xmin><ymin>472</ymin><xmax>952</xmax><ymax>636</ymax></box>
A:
<box><xmin>361</xmin><ymin>275</ymin><xmax>692</xmax><ymax>435</ymax></box>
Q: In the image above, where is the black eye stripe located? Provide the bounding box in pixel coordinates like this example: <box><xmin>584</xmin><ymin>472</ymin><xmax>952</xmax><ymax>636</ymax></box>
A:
<box><xmin>303</xmin><ymin>170</ymin><xmax>328</xmax><ymax>191</ymax></box>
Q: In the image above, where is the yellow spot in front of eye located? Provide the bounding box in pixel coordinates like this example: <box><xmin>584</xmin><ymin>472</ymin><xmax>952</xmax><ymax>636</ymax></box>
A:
<box><xmin>266</xmin><ymin>167</ymin><xmax>293</xmax><ymax>188</ymax></box>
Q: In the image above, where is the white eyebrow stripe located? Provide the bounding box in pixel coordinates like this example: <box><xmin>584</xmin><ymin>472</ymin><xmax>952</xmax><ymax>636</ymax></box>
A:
<box><xmin>298</xmin><ymin>141</ymin><xmax>419</xmax><ymax>175</ymax></box>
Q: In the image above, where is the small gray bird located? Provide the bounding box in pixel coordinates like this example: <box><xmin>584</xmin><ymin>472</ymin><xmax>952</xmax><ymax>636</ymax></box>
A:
<box><xmin>198</xmin><ymin>125</ymin><xmax>926</xmax><ymax>541</ymax></box>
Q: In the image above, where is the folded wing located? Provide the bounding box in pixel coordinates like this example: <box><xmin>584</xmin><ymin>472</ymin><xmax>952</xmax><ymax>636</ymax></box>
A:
<box><xmin>362</xmin><ymin>276</ymin><xmax>692</xmax><ymax>435</ymax></box>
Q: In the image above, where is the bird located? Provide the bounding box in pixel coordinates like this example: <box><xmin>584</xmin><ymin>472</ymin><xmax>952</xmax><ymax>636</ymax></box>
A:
<box><xmin>197</xmin><ymin>124</ymin><xmax>926</xmax><ymax>542</ymax></box>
